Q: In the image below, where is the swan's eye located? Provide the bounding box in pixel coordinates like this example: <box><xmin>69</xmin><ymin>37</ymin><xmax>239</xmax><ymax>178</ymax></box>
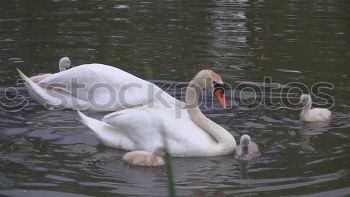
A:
<box><xmin>213</xmin><ymin>81</ymin><xmax>226</xmax><ymax>93</ymax></box>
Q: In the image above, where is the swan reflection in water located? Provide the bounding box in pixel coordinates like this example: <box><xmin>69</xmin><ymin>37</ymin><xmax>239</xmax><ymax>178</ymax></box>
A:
<box><xmin>298</xmin><ymin>120</ymin><xmax>331</xmax><ymax>152</ymax></box>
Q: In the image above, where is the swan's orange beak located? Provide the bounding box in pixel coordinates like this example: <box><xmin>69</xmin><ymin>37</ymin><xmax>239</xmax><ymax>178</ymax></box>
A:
<box><xmin>214</xmin><ymin>88</ymin><xmax>227</xmax><ymax>109</ymax></box>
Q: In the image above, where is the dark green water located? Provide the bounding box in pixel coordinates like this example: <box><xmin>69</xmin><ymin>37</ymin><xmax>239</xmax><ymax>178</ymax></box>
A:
<box><xmin>1</xmin><ymin>0</ymin><xmax>350</xmax><ymax>196</ymax></box>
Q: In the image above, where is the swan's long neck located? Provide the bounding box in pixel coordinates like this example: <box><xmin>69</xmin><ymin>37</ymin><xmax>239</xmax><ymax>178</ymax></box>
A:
<box><xmin>185</xmin><ymin>78</ymin><xmax>236</xmax><ymax>151</ymax></box>
<box><xmin>59</xmin><ymin>64</ymin><xmax>66</xmax><ymax>72</ymax></box>
<box><xmin>302</xmin><ymin>97</ymin><xmax>312</xmax><ymax>114</ymax></box>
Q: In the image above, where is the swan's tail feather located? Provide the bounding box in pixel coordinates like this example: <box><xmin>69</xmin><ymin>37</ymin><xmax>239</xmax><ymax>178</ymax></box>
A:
<box><xmin>17</xmin><ymin>68</ymin><xmax>41</xmax><ymax>90</ymax></box>
<box><xmin>77</xmin><ymin>110</ymin><xmax>89</xmax><ymax>123</ymax></box>
<box><xmin>17</xmin><ymin>68</ymin><xmax>30</xmax><ymax>82</ymax></box>
<box><xmin>77</xmin><ymin>110</ymin><xmax>102</xmax><ymax>130</ymax></box>
<box><xmin>17</xmin><ymin>68</ymin><xmax>62</xmax><ymax>106</ymax></box>
<box><xmin>77</xmin><ymin>111</ymin><xmax>134</xmax><ymax>150</ymax></box>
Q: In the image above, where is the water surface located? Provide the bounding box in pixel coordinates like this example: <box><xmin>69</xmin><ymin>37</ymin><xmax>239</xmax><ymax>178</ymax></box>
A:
<box><xmin>0</xmin><ymin>0</ymin><xmax>350</xmax><ymax>196</ymax></box>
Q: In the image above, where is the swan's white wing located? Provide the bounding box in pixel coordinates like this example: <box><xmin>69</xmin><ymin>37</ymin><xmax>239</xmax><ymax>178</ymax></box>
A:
<box><xmin>24</xmin><ymin>64</ymin><xmax>183</xmax><ymax>111</ymax></box>
<box><xmin>309</xmin><ymin>108</ymin><xmax>331</xmax><ymax>121</ymax></box>
<box><xmin>18</xmin><ymin>69</ymin><xmax>92</xmax><ymax>109</ymax></box>
<box><xmin>30</xmin><ymin>73</ymin><xmax>52</xmax><ymax>83</ymax></box>
<box><xmin>17</xmin><ymin>69</ymin><xmax>63</xmax><ymax>106</ymax></box>
<box><xmin>101</xmin><ymin>106</ymin><xmax>167</xmax><ymax>152</ymax></box>
<box><xmin>100</xmin><ymin>106</ymin><xmax>219</xmax><ymax>157</ymax></box>
<box><xmin>77</xmin><ymin>111</ymin><xmax>135</xmax><ymax>150</ymax></box>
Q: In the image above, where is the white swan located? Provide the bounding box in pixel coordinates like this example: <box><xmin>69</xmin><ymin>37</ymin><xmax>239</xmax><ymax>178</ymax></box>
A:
<box><xmin>30</xmin><ymin>57</ymin><xmax>72</xmax><ymax>83</ymax></box>
<box><xmin>77</xmin><ymin>70</ymin><xmax>236</xmax><ymax>157</ymax></box>
<box><xmin>234</xmin><ymin>134</ymin><xmax>260</xmax><ymax>161</ymax></box>
<box><xmin>123</xmin><ymin>147</ymin><xmax>165</xmax><ymax>167</ymax></box>
<box><xmin>299</xmin><ymin>94</ymin><xmax>331</xmax><ymax>121</ymax></box>
<box><xmin>17</xmin><ymin>61</ymin><xmax>183</xmax><ymax>111</ymax></box>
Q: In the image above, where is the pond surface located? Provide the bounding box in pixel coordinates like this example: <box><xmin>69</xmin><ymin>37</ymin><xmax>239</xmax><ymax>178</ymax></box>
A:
<box><xmin>1</xmin><ymin>0</ymin><xmax>350</xmax><ymax>196</ymax></box>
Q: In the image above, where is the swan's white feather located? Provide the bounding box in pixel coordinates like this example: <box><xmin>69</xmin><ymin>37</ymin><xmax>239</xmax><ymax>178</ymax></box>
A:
<box><xmin>301</xmin><ymin>108</ymin><xmax>331</xmax><ymax>121</ymax></box>
<box><xmin>75</xmin><ymin>69</ymin><xmax>236</xmax><ymax>157</ymax></box>
<box><xmin>77</xmin><ymin>111</ymin><xmax>135</xmax><ymax>150</ymax></box>
<box><xmin>78</xmin><ymin>105</ymin><xmax>233</xmax><ymax>157</ymax></box>
<box><xmin>18</xmin><ymin>64</ymin><xmax>184</xmax><ymax>111</ymax></box>
<box><xmin>299</xmin><ymin>94</ymin><xmax>332</xmax><ymax>122</ymax></box>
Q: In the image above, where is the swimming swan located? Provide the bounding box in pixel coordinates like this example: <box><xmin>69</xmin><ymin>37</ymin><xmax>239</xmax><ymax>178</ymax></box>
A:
<box><xmin>77</xmin><ymin>70</ymin><xmax>236</xmax><ymax>157</ymax></box>
<box><xmin>299</xmin><ymin>94</ymin><xmax>331</xmax><ymax>121</ymax></box>
<box><xmin>123</xmin><ymin>147</ymin><xmax>165</xmax><ymax>167</ymax></box>
<box><xmin>234</xmin><ymin>134</ymin><xmax>260</xmax><ymax>160</ymax></box>
<box><xmin>17</xmin><ymin>61</ymin><xmax>183</xmax><ymax>111</ymax></box>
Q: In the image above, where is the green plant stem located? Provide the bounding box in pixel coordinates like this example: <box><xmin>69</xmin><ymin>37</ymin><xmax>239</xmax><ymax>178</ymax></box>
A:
<box><xmin>165</xmin><ymin>151</ymin><xmax>176</xmax><ymax>197</ymax></box>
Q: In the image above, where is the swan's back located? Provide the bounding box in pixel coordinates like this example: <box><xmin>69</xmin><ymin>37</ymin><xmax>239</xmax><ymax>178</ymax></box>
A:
<box><xmin>40</xmin><ymin>64</ymin><xmax>146</xmax><ymax>87</ymax></box>
<box><xmin>21</xmin><ymin>63</ymin><xmax>183</xmax><ymax>111</ymax></box>
<box><xmin>99</xmin><ymin>105</ymin><xmax>224</xmax><ymax>157</ymax></box>
<box><xmin>302</xmin><ymin>108</ymin><xmax>331</xmax><ymax>121</ymax></box>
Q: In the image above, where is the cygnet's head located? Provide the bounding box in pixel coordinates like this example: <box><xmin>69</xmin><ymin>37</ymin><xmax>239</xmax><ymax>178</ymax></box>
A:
<box><xmin>153</xmin><ymin>146</ymin><xmax>166</xmax><ymax>157</ymax></box>
<box><xmin>240</xmin><ymin>134</ymin><xmax>251</xmax><ymax>155</ymax></box>
<box><xmin>59</xmin><ymin>57</ymin><xmax>72</xmax><ymax>71</ymax></box>
<box><xmin>300</xmin><ymin>94</ymin><xmax>311</xmax><ymax>107</ymax></box>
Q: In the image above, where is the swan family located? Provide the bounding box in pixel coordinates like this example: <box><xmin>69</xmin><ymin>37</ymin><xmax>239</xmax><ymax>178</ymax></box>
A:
<box><xmin>77</xmin><ymin>70</ymin><xmax>236</xmax><ymax>157</ymax></box>
<box><xmin>17</xmin><ymin>57</ymin><xmax>333</xmax><ymax>166</ymax></box>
